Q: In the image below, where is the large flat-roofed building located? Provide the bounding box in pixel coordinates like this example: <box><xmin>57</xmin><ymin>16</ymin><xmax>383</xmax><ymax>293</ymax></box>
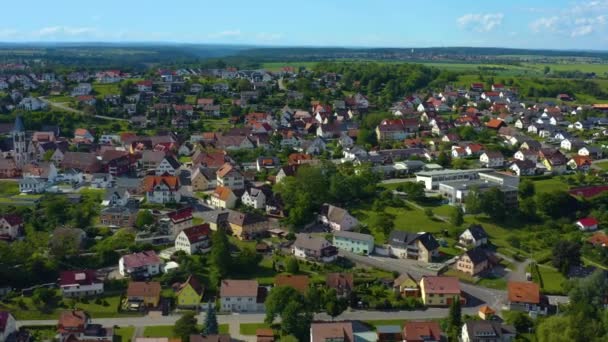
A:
<box><xmin>415</xmin><ymin>169</ymin><xmax>492</xmax><ymax>190</ymax></box>
<box><xmin>438</xmin><ymin>179</ymin><xmax>519</xmax><ymax>208</ymax></box>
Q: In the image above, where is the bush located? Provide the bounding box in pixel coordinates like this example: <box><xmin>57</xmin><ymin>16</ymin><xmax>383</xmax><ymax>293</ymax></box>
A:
<box><xmin>95</xmin><ymin>298</ymin><xmax>102</xmax><ymax>305</ymax></box>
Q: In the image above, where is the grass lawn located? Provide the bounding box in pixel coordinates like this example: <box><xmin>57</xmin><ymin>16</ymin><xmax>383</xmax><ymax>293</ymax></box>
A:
<box><xmin>179</xmin><ymin>156</ymin><xmax>192</xmax><ymax>163</ymax></box>
<box><xmin>143</xmin><ymin>325</ymin><xmax>175</xmax><ymax>338</ymax></box>
<box><xmin>48</xmin><ymin>95</ymin><xmax>76</xmax><ymax>103</ymax></box>
<box><xmin>200</xmin><ymin>117</ymin><xmax>231</xmax><ymax>132</ymax></box>
<box><xmin>219</xmin><ymin>324</ymin><xmax>229</xmax><ymax>334</ymax></box>
<box><xmin>0</xmin><ymin>294</ymin><xmax>138</xmax><ymax>320</ymax></box>
<box><xmin>531</xmin><ymin>177</ymin><xmax>570</xmax><ymax>194</ymax></box>
<box><xmin>0</xmin><ymin>181</ymin><xmax>19</xmax><ymax>196</ymax></box>
<box><xmin>93</xmin><ymin>83</ymin><xmax>121</xmax><ymax>97</ymax></box>
<box><xmin>21</xmin><ymin>326</ymin><xmax>57</xmax><ymax>341</ymax></box>
<box><xmin>114</xmin><ymin>326</ymin><xmax>135</xmax><ymax>342</ymax></box>
<box><xmin>185</xmin><ymin>95</ymin><xmax>197</xmax><ymax>104</ymax></box>
<box><xmin>477</xmin><ymin>276</ymin><xmax>508</xmax><ymax>290</ymax></box>
<box><xmin>595</xmin><ymin>161</ymin><xmax>608</xmax><ymax>170</ymax></box>
<box><xmin>535</xmin><ymin>264</ymin><xmax>567</xmax><ymax>295</ymax></box>
<box><xmin>240</xmin><ymin>323</ymin><xmax>272</xmax><ymax>336</ymax></box>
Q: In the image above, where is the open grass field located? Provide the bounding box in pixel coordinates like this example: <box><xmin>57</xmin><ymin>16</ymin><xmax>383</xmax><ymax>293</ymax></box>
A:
<box><xmin>530</xmin><ymin>177</ymin><xmax>570</xmax><ymax>194</ymax></box>
<box><xmin>595</xmin><ymin>161</ymin><xmax>608</xmax><ymax>170</ymax></box>
<box><xmin>0</xmin><ymin>181</ymin><xmax>19</xmax><ymax>196</ymax></box>
<box><xmin>93</xmin><ymin>83</ymin><xmax>121</xmax><ymax>97</ymax></box>
<box><xmin>262</xmin><ymin>61</ymin><xmax>318</xmax><ymax>71</ymax></box>
<box><xmin>240</xmin><ymin>323</ymin><xmax>272</xmax><ymax>335</ymax></box>
<box><xmin>0</xmin><ymin>294</ymin><xmax>139</xmax><ymax>320</ymax></box>
<box><xmin>114</xmin><ymin>326</ymin><xmax>135</xmax><ymax>342</ymax></box>
<box><xmin>143</xmin><ymin>324</ymin><xmax>228</xmax><ymax>337</ymax></box>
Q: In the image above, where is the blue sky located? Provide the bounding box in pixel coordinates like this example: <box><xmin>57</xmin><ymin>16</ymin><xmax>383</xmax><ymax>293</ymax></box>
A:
<box><xmin>2</xmin><ymin>0</ymin><xmax>608</xmax><ymax>49</ymax></box>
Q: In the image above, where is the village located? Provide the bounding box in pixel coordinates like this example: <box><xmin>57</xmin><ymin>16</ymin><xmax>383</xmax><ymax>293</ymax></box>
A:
<box><xmin>0</xmin><ymin>57</ymin><xmax>607</xmax><ymax>342</ymax></box>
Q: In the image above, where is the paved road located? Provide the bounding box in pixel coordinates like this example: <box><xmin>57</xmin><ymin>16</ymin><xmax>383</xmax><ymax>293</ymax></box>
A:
<box><xmin>17</xmin><ymin>307</ymin><xmax>475</xmax><ymax>329</ymax></box>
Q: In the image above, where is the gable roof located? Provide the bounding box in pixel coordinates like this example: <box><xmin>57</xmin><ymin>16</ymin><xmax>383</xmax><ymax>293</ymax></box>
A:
<box><xmin>121</xmin><ymin>251</ymin><xmax>161</xmax><ymax>268</ymax></box>
<box><xmin>421</xmin><ymin>276</ymin><xmax>460</xmax><ymax>294</ymax></box>
<box><xmin>326</xmin><ymin>272</ymin><xmax>354</xmax><ymax>291</ymax></box>
<box><xmin>60</xmin><ymin>270</ymin><xmax>100</xmax><ymax>286</ymax></box>
<box><xmin>388</xmin><ymin>231</ymin><xmax>439</xmax><ymax>251</ymax></box>
<box><xmin>127</xmin><ymin>281</ymin><xmax>162</xmax><ymax>298</ymax></box>
<box><xmin>58</xmin><ymin>310</ymin><xmax>88</xmax><ymax>329</ymax></box>
<box><xmin>177</xmin><ymin>275</ymin><xmax>204</xmax><ymax>297</ymax></box>
<box><xmin>508</xmin><ymin>281</ymin><xmax>540</xmax><ymax>304</ymax></box>
<box><xmin>0</xmin><ymin>312</ymin><xmax>13</xmax><ymax>333</ymax></box>
<box><xmin>403</xmin><ymin>321</ymin><xmax>442</xmax><ymax>341</ymax></box>
<box><xmin>275</xmin><ymin>274</ymin><xmax>310</xmax><ymax>293</ymax></box>
<box><xmin>311</xmin><ymin>322</ymin><xmax>353</xmax><ymax>342</ymax></box>
<box><xmin>463</xmin><ymin>247</ymin><xmax>490</xmax><ymax>264</ymax></box>
<box><xmin>142</xmin><ymin>175</ymin><xmax>180</xmax><ymax>192</ymax></box>
<box><xmin>220</xmin><ymin>279</ymin><xmax>258</xmax><ymax>297</ymax></box>
<box><xmin>181</xmin><ymin>224</ymin><xmax>211</xmax><ymax>244</ymax></box>
<box><xmin>464</xmin><ymin>225</ymin><xmax>488</xmax><ymax>240</ymax></box>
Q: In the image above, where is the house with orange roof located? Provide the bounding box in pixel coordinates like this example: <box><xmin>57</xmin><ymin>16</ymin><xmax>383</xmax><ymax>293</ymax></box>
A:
<box><xmin>588</xmin><ymin>232</ymin><xmax>608</xmax><ymax>248</ymax></box>
<box><xmin>73</xmin><ymin>128</ymin><xmax>95</xmax><ymax>144</ymax></box>
<box><xmin>485</xmin><ymin>119</ymin><xmax>505</xmax><ymax>130</ymax></box>
<box><xmin>210</xmin><ymin>186</ymin><xmax>237</xmax><ymax>209</ymax></box>
<box><xmin>142</xmin><ymin>175</ymin><xmax>181</xmax><ymax>204</ymax></box>
<box><xmin>568</xmin><ymin>155</ymin><xmax>592</xmax><ymax>171</ymax></box>
<box><xmin>507</xmin><ymin>281</ymin><xmax>545</xmax><ymax>314</ymax></box>
<box><xmin>216</xmin><ymin>163</ymin><xmax>245</xmax><ymax>190</ymax></box>
<box><xmin>478</xmin><ymin>305</ymin><xmax>496</xmax><ymax>320</ymax></box>
<box><xmin>274</xmin><ymin>274</ymin><xmax>310</xmax><ymax>294</ymax></box>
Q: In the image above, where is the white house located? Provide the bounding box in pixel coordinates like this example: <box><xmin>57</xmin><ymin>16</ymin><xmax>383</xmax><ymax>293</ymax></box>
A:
<box><xmin>318</xmin><ymin>203</ymin><xmax>359</xmax><ymax>231</ymax></box>
<box><xmin>143</xmin><ymin>175</ymin><xmax>181</xmax><ymax>204</ymax></box>
<box><xmin>479</xmin><ymin>151</ymin><xmax>504</xmax><ymax>168</ymax></box>
<box><xmin>576</xmin><ymin>218</ymin><xmax>599</xmax><ymax>232</ymax></box>
<box><xmin>118</xmin><ymin>251</ymin><xmax>163</xmax><ymax>278</ymax></box>
<box><xmin>461</xmin><ymin>321</ymin><xmax>515</xmax><ymax>342</ymax></box>
<box><xmin>220</xmin><ymin>280</ymin><xmax>265</xmax><ymax>313</ymax></box>
<box><xmin>0</xmin><ymin>214</ymin><xmax>24</xmax><ymax>240</ymax></box>
<box><xmin>91</xmin><ymin>173</ymin><xmax>113</xmax><ymax>189</ymax></box>
<box><xmin>18</xmin><ymin>97</ymin><xmax>48</xmax><ymax>111</ymax></box>
<box><xmin>155</xmin><ymin>156</ymin><xmax>181</xmax><ymax>176</ymax></box>
<box><xmin>292</xmin><ymin>233</ymin><xmax>338</xmax><ymax>263</ymax></box>
<box><xmin>241</xmin><ymin>187</ymin><xmax>267</xmax><ymax>209</ymax></box>
<box><xmin>216</xmin><ymin>163</ymin><xmax>245</xmax><ymax>190</ymax></box>
<box><xmin>175</xmin><ymin>224</ymin><xmax>212</xmax><ymax>255</ymax></box>
<box><xmin>578</xmin><ymin>146</ymin><xmax>603</xmax><ymax>159</ymax></box>
<box><xmin>458</xmin><ymin>225</ymin><xmax>489</xmax><ymax>247</ymax></box>
<box><xmin>59</xmin><ymin>270</ymin><xmax>104</xmax><ymax>297</ymax></box>
<box><xmin>19</xmin><ymin>177</ymin><xmax>47</xmax><ymax>193</ymax></box>
<box><xmin>210</xmin><ymin>186</ymin><xmax>237</xmax><ymax>209</ymax></box>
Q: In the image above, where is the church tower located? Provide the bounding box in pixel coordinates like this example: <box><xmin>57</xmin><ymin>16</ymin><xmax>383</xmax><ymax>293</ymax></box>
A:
<box><xmin>12</xmin><ymin>115</ymin><xmax>28</xmax><ymax>168</ymax></box>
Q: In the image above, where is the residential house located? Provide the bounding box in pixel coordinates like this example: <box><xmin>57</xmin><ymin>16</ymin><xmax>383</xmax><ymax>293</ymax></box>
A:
<box><xmin>59</xmin><ymin>270</ymin><xmax>104</xmax><ymax>297</ymax></box>
<box><xmin>292</xmin><ymin>233</ymin><xmax>338</xmax><ymax>262</ymax></box>
<box><xmin>0</xmin><ymin>312</ymin><xmax>16</xmax><ymax>342</ymax></box>
<box><xmin>191</xmin><ymin>166</ymin><xmax>217</xmax><ymax>191</ymax></box>
<box><xmin>479</xmin><ymin>151</ymin><xmax>504</xmax><ymax>168</ymax></box>
<box><xmin>175</xmin><ymin>224</ymin><xmax>212</xmax><ymax>255</ymax></box>
<box><xmin>393</xmin><ymin>273</ymin><xmax>420</xmax><ymax>298</ymax></box>
<box><xmin>388</xmin><ymin>231</ymin><xmax>439</xmax><ymax>262</ymax></box>
<box><xmin>118</xmin><ymin>251</ymin><xmax>163</xmax><ymax>278</ymax></box>
<box><xmin>0</xmin><ymin>159</ymin><xmax>19</xmax><ymax>178</ymax></box>
<box><xmin>61</xmin><ymin>152</ymin><xmax>101</xmax><ymax>173</ymax></box>
<box><xmin>509</xmin><ymin>160</ymin><xmax>536</xmax><ymax>176</ymax></box>
<box><xmin>326</xmin><ymin>273</ymin><xmax>354</xmax><ymax>297</ymax></box>
<box><xmin>216</xmin><ymin>163</ymin><xmax>245</xmax><ymax>190</ymax></box>
<box><xmin>91</xmin><ymin>173</ymin><xmax>113</xmax><ymax>189</ymax></box>
<box><xmin>175</xmin><ymin>276</ymin><xmax>204</xmax><ymax>309</ymax></box>
<box><xmin>256</xmin><ymin>157</ymin><xmax>280</xmax><ymax>172</ymax></box>
<box><xmin>126</xmin><ymin>281</ymin><xmax>162</xmax><ymax>309</ymax></box>
<box><xmin>155</xmin><ymin>156</ymin><xmax>181</xmax><ymax>176</ymax></box>
<box><xmin>456</xmin><ymin>247</ymin><xmax>491</xmax><ymax>276</ymax></box>
<box><xmin>332</xmin><ymin>230</ymin><xmax>374</xmax><ymax>255</ymax></box>
<box><xmin>507</xmin><ymin>281</ymin><xmax>545</xmax><ymax>314</ymax></box>
<box><xmin>166</xmin><ymin>207</ymin><xmax>194</xmax><ymax>236</ymax></box>
<box><xmin>227</xmin><ymin>211</ymin><xmax>269</xmax><ymax>240</ymax></box>
<box><xmin>568</xmin><ymin>155</ymin><xmax>592</xmax><ymax>171</ymax></box>
<box><xmin>458</xmin><ymin>225</ymin><xmax>489</xmax><ymax>247</ymax></box>
<box><xmin>210</xmin><ymin>186</ymin><xmax>237</xmax><ymax>209</ymax></box>
<box><xmin>376</xmin><ymin>118</ymin><xmax>418</xmax><ymax>141</ymax></box>
<box><xmin>57</xmin><ymin>310</ymin><xmax>113</xmax><ymax>342</ymax></box>
<box><xmin>0</xmin><ymin>214</ymin><xmax>24</xmax><ymax>241</ymax></box>
<box><xmin>460</xmin><ymin>321</ymin><xmax>516</xmax><ymax>342</ymax></box>
<box><xmin>241</xmin><ymin>186</ymin><xmax>269</xmax><ymax>209</ymax></box>
<box><xmin>578</xmin><ymin>146</ymin><xmax>603</xmax><ymax>159</ymax></box>
<box><xmin>377</xmin><ymin>326</ymin><xmax>403</xmax><ymax>342</ymax></box>
<box><xmin>100</xmin><ymin>206</ymin><xmax>138</xmax><ymax>228</ymax></box>
<box><xmin>310</xmin><ymin>322</ymin><xmax>354</xmax><ymax>342</ymax></box>
<box><xmin>219</xmin><ymin>280</ymin><xmax>265</xmax><ymax>312</ymax></box>
<box><xmin>514</xmin><ymin>149</ymin><xmax>538</xmax><ymax>163</ymax></box>
<box><xmin>403</xmin><ymin>321</ymin><xmax>443</xmax><ymax>342</ymax></box>
<box><xmin>142</xmin><ymin>175</ymin><xmax>181</xmax><ymax>204</ymax></box>
<box><xmin>275</xmin><ymin>274</ymin><xmax>310</xmax><ymax>294</ymax></box>
<box><xmin>560</xmin><ymin>138</ymin><xmax>584</xmax><ymax>151</ymax></box>
<box><xmin>19</xmin><ymin>177</ymin><xmax>46</xmax><ymax>193</ymax></box>
<box><xmin>318</xmin><ymin>203</ymin><xmax>359</xmax><ymax>231</ymax></box>
<box><xmin>74</xmin><ymin>128</ymin><xmax>95</xmax><ymax>144</ymax></box>
<box><xmin>576</xmin><ymin>217</ymin><xmax>599</xmax><ymax>231</ymax></box>
<box><xmin>419</xmin><ymin>276</ymin><xmax>462</xmax><ymax>307</ymax></box>
<box><xmin>140</xmin><ymin>151</ymin><xmax>166</xmax><ymax>171</ymax></box>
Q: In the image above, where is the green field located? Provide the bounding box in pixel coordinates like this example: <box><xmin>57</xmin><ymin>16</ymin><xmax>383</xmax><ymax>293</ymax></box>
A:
<box><xmin>531</xmin><ymin>177</ymin><xmax>570</xmax><ymax>194</ymax></box>
<box><xmin>93</xmin><ymin>83</ymin><xmax>121</xmax><ymax>97</ymax></box>
<box><xmin>0</xmin><ymin>294</ymin><xmax>138</xmax><ymax>320</ymax></box>
<box><xmin>143</xmin><ymin>324</ymin><xmax>228</xmax><ymax>337</ymax></box>
<box><xmin>240</xmin><ymin>323</ymin><xmax>272</xmax><ymax>335</ymax></box>
<box><xmin>114</xmin><ymin>326</ymin><xmax>135</xmax><ymax>342</ymax></box>
<box><xmin>262</xmin><ymin>62</ymin><xmax>318</xmax><ymax>71</ymax></box>
<box><xmin>0</xmin><ymin>181</ymin><xmax>19</xmax><ymax>196</ymax></box>
<box><xmin>595</xmin><ymin>161</ymin><xmax>608</xmax><ymax>170</ymax></box>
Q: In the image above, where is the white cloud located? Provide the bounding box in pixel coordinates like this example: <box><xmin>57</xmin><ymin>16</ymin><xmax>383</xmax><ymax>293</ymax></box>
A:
<box><xmin>530</xmin><ymin>16</ymin><xmax>559</xmax><ymax>33</ymax></box>
<box><xmin>571</xmin><ymin>25</ymin><xmax>594</xmax><ymax>36</ymax></box>
<box><xmin>35</xmin><ymin>26</ymin><xmax>96</xmax><ymax>37</ymax></box>
<box><xmin>457</xmin><ymin>13</ymin><xmax>504</xmax><ymax>32</ymax></box>
<box><xmin>255</xmin><ymin>32</ymin><xmax>283</xmax><ymax>42</ymax></box>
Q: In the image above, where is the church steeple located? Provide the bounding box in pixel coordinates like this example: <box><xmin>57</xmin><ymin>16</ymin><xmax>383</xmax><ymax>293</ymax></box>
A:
<box><xmin>12</xmin><ymin>115</ymin><xmax>28</xmax><ymax>168</ymax></box>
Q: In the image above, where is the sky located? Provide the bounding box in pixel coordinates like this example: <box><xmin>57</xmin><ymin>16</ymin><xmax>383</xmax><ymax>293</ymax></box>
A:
<box><xmin>1</xmin><ymin>0</ymin><xmax>608</xmax><ymax>50</ymax></box>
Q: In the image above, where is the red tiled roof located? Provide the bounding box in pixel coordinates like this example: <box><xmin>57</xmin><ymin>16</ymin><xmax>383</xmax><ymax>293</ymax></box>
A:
<box><xmin>508</xmin><ymin>281</ymin><xmax>540</xmax><ymax>304</ymax></box>
<box><xmin>485</xmin><ymin>119</ymin><xmax>504</xmax><ymax>129</ymax></box>
<box><xmin>275</xmin><ymin>275</ymin><xmax>310</xmax><ymax>293</ymax></box>
<box><xmin>58</xmin><ymin>310</ymin><xmax>88</xmax><ymax>332</ymax></box>
<box><xmin>403</xmin><ymin>321</ymin><xmax>442</xmax><ymax>342</ymax></box>
<box><xmin>167</xmin><ymin>207</ymin><xmax>193</xmax><ymax>223</ymax></box>
<box><xmin>121</xmin><ymin>251</ymin><xmax>161</xmax><ymax>269</ymax></box>
<box><xmin>220</xmin><ymin>279</ymin><xmax>258</xmax><ymax>297</ymax></box>
<box><xmin>578</xmin><ymin>217</ymin><xmax>599</xmax><ymax>227</ymax></box>
<box><xmin>59</xmin><ymin>270</ymin><xmax>99</xmax><ymax>286</ymax></box>
<box><xmin>588</xmin><ymin>232</ymin><xmax>608</xmax><ymax>247</ymax></box>
<box><xmin>1</xmin><ymin>214</ymin><xmax>23</xmax><ymax>226</ymax></box>
<box><xmin>182</xmin><ymin>224</ymin><xmax>211</xmax><ymax>243</ymax></box>
<box><xmin>142</xmin><ymin>175</ymin><xmax>180</xmax><ymax>192</ymax></box>
<box><xmin>569</xmin><ymin>186</ymin><xmax>608</xmax><ymax>199</ymax></box>
<box><xmin>421</xmin><ymin>276</ymin><xmax>460</xmax><ymax>294</ymax></box>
